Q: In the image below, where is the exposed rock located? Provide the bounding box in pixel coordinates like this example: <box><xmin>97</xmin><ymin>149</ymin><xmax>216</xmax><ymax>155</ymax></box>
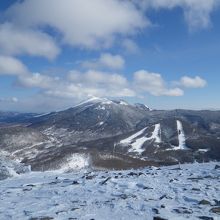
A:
<box><xmin>210</xmin><ymin>207</ymin><xmax>220</xmax><ymax>214</ymax></box>
<box><xmin>30</xmin><ymin>217</ymin><xmax>54</xmax><ymax>220</ymax></box>
<box><xmin>214</xmin><ymin>200</ymin><xmax>220</xmax><ymax>206</ymax></box>
<box><xmin>100</xmin><ymin>177</ymin><xmax>111</xmax><ymax>185</ymax></box>
<box><xmin>152</xmin><ymin>208</ymin><xmax>159</xmax><ymax>214</ymax></box>
<box><xmin>199</xmin><ymin>200</ymin><xmax>211</xmax><ymax>205</ymax></box>
<box><xmin>153</xmin><ymin>217</ymin><xmax>168</xmax><ymax>220</ymax></box>
<box><xmin>173</xmin><ymin>207</ymin><xmax>193</xmax><ymax>214</ymax></box>
<box><xmin>72</xmin><ymin>181</ymin><xmax>79</xmax><ymax>185</ymax></box>
<box><xmin>192</xmin><ymin>188</ymin><xmax>201</xmax><ymax>191</ymax></box>
<box><xmin>214</xmin><ymin>165</ymin><xmax>220</xmax><ymax>169</ymax></box>
<box><xmin>198</xmin><ymin>216</ymin><xmax>214</xmax><ymax>220</ymax></box>
<box><xmin>159</xmin><ymin>194</ymin><xmax>172</xmax><ymax>200</ymax></box>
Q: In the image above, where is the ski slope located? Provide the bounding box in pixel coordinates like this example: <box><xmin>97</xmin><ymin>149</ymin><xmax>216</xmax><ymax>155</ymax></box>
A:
<box><xmin>128</xmin><ymin>124</ymin><xmax>161</xmax><ymax>154</ymax></box>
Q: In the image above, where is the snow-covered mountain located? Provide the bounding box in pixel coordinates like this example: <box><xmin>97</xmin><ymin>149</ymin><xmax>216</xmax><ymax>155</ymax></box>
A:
<box><xmin>0</xmin><ymin>98</ymin><xmax>220</xmax><ymax>171</ymax></box>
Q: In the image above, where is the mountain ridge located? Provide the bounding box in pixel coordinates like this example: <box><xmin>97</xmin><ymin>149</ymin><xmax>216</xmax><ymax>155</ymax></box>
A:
<box><xmin>0</xmin><ymin>97</ymin><xmax>220</xmax><ymax>171</ymax></box>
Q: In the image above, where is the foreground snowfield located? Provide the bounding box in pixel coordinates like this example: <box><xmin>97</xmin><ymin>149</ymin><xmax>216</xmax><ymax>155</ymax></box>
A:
<box><xmin>0</xmin><ymin>162</ymin><xmax>219</xmax><ymax>220</ymax></box>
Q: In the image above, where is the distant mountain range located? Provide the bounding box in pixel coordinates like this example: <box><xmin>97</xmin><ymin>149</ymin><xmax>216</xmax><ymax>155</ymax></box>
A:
<box><xmin>0</xmin><ymin>97</ymin><xmax>220</xmax><ymax>171</ymax></box>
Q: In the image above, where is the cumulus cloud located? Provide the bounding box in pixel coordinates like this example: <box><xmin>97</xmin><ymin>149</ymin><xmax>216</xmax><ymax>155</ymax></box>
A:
<box><xmin>6</xmin><ymin>0</ymin><xmax>148</xmax><ymax>49</ymax></box>
<box><xmin>0</xmin><ymin>65</ymin><xmax>207</xmax><ymax>111</ymax></box>
<box><xmin>68</xmin><ymin>70</ymin><xmax>127</xmax><ymax>86</ymax></box>
<box><xmin>15</xmin><ymin>69</ymin><xmax>134</xmax><ymax>100</ymax></box>
<box><xmin>81</xmin><ymin>53</ymin><xmax>125</xmax><ymax>70</ymax></box>
<box><xmin>0</xmin><ymin>52</ymin><xmax>206</xmax><ymax>107</ymax></box>
<box><xmin>0</xmin><ymin>23</ymin><xmax>60</xmax><ymax>60</ymax></box>
<box><xmin>0</xmin><ymin>55</ymin><xmax>28</xmax><ymax>76</ymax></box>
<box><xmin>133</xmin><ymin>70</ymin><xmax>184</xmax><ymax>96</ymax></box>
<box><xmin>0</xmin><ymin>0</ymin><xmax>217</xmax><ymax>64</ymax></box>
<box><xmin>45</xmin><ymin>84</ymin><xmax>135</xmax><ymax>100</ymax></box>
<box><xmin>15</xmin><ymin>68</ymin><xmax>207</xmax><ymax>102</ymax></box>
<box><xmin>17</xmin><ymin>73</ymin><xmax>60</xmax><ymax>89</ymax></box>
<box><xmin>1</xmin><ymin>0</ymin><xmax>217</xmax><ymax>62</ymax></box>
<box><xmin>179</xmin><ymin>76</ymin><xmax>207</xmax><ymax>88</ymax></box>
<box><xmin>66</xmin><ymin>70</ymin><xmax>135</xmax><ymax>98</ymax></box>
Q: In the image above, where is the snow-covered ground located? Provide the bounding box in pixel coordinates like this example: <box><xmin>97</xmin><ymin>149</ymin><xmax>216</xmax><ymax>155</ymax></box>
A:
<box><xmin>0</xmin><ymin>162</ymin><xmax>219</xmax><ymax>220</ymax></box>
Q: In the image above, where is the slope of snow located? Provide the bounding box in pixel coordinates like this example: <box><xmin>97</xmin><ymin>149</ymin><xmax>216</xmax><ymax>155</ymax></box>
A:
<box><xmin>34</xmin><ymin>112</ymin><xmax>51</xmax><ymax>118</ymax></box>
<box><xmin>120</xmin><ymin>127</ymin><xmax>148</xmax><ymax>144</ymax></box>
<box><xmin>173</xmin><ymin>120</ymin><xmax>188</xmax><ymax>150</ymax></box>
<box><xmin>59</xmin><ymin>154</ymin><xmax>90</xmax><ymax>172</ymax></box>
<box><xmin>144</xmin><ymin>104</ymin><xmax>153</xmax><ymax>111</ymax></box>
<box><xmin>129</xmin><ymin>124</ymin><xmax>161</xmax><ymax>154</ymax></box>
<box><xmin>0</xmin><ymin>153</ymin><xmax>31</xmax><ymax>180</ymax></box>
<box><xmin>119</xmin><ymin>100</ymin><xmax>129</xmax><ymax>106</ymax></box>
<box><xmin>198</xmin><ymin>149</ymin><xmax>209</xmax><ymax>152</ymax></box>
<box><xmin>74</xmin><ymin>97</ymin><xmax>113</xmax><ymax>108</ymax></box>
<box><xmin>129</xmin><ymin>136</ymin><xmax>150</xmax><ymax>154</ymax></box>
<box><xmin>0</xmin><ymin>162</ymin><xmax>219</xmax><ymax>220</ymax></box>
<box><xmin>151</xmin><ymin>123</ymin><xmax>161</xmax><ymax>143</ymax></box>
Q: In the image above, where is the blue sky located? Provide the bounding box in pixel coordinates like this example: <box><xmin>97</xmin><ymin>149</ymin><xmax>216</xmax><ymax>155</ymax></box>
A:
<box><xmin>0</xmin><ymin>0</ymin><xmax>219</xmax><ymax>112</ymax></box>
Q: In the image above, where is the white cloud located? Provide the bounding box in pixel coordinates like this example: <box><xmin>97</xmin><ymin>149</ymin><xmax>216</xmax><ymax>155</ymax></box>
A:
<box><xmin>66</xmin><ymin>70</ymin><xmax>134</xmax><ymax>98</ymax></box>
<box><xmin>1</xmin><ymin>0</ymin><xmax>217</xmax><ymax>63</ymax></box>
<box><xmin>179</xmin><ymin>76</ymin><xmax>207</xmax><ymax>88</ymax></box>
<box><xmin>0</xmin><ymin>97</ymin><xmax>19</xmax><ymax>103</ymax></box>
<box><xmin>1</xmin><ymin>62</ymin><xmax>207</xmax><ymax>111</ymax></box>
<box><xmin>122</xmin><ymin>39</ymin><xmax>140</xmax><ymax>54</ymax></box>
<box><xmin>99</xmin><ymin>53</ymin><xmax>125</xmax><ymax>69</ymax></box>
<box><xmin>133</xmin><ymin>0</ymin><xmax>219</xmax><ymax>30</ymax></box>
<box><xmin>133</xmin><ymin>70</ymin><xmax>184</xmax><ymax>96</ymax></box>
<box><xmin>45</xmin><ymin>84</ymin><xmax>135</xmax><ymax>100</ymax></box>
<box><xmin>68</xmin><ymin>70</ymin><xmax>128</xmax><ymax>86</ymax></box>
<box><xmin>0</xmin><ymin>55</ymin><xmax>28</xmax><ymax>76</ymax></box>
<box><xmin>81</xmin><ymin>53</ymin><xmax>125</xmax><ymax>70</ymax></box>
<box><xmin>6</xmin><ymin>0</ymin><xmax>148</xmax><ymax>49</ymax></box>
<box><xmin>17</xmin><ymin>73</ymin><xmax>60</xmax><ymax>89</ymax></box>
<box><xmin>16</xmin><ymin>69</ymin><xmax>207</xmax><ymax>102</ymax></box>
<box><xmin>16</xmin><ymin>69</ymin><xmax>135</xmax><ymax>100</ymax></box>
<box><xmin>0</xmin><ymin>23</ymin><xmax>60</xmax><ymax>60</ymax></box>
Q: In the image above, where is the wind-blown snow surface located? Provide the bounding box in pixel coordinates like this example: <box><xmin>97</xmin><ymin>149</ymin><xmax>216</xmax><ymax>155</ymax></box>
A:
<box><xmin>1</xmin><ymin>162</ymin><xmax>219</xmax><ymax>220</ymax></box>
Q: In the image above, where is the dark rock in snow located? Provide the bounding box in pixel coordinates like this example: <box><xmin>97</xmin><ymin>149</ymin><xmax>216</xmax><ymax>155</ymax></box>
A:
<box><xmin>210</xmin><ymin>207</ymin><xmax>220</xmax><ymax>214</ymax></box>
<box><xmin>153</xmin><ymin>217</ymin><xmax>168</xmax><ymax>220</ymax></box>
<box><xmin>198</xmin><ymin>216</ymin><xmax>214</xmax><ymax>220</ymax></box>
<box><xmin>214</xmin><ymin>164</ymin><xmax>220</xmax><ymax>169</ymax></box>
<box><xmin>199</xmin><ymin>200</ymin><xmax>211</xmax><ymax>205</ymax></box>
<box><xmin>173</xmin><ymin>207</ymin><xmax>193</xmax><ymax>214</ymax></box>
